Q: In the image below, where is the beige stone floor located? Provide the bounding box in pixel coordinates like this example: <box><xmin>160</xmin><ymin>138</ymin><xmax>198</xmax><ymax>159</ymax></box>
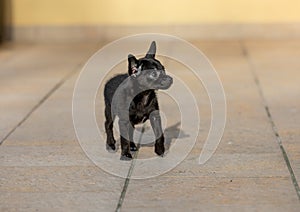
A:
<box><xmin>0</xmin><ymin>39</ymin><xmax>299</xmax><ymax>211</ymax></box>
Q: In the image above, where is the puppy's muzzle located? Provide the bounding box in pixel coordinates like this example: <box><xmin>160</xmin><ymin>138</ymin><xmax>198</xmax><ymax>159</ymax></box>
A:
<box><xmin>159</xmin><ymin>75</ymin><xmax>173</xmax><ymax>89</ymax></box>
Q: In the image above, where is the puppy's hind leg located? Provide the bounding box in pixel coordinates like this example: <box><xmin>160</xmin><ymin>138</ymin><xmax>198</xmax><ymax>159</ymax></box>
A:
<box><xmin>105</xmin><ymin>105</ymin><xmax>116</xmax><ymax>152</ymax></box>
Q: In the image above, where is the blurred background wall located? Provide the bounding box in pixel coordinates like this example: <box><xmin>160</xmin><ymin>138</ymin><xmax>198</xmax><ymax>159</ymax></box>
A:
<box><xmin>0</xmin><ymin>0</ymin><xmax>12</xmax><ymax>42</ymax></box>
<box><xmin>12</xmin><ymin>0</ymin><xmax>300</xmax><ymax>25</ymax></box>
<box><xmin>4</xmin><ymin>0</ymin><xmax>300</xmax><ymax>42</ymax></box>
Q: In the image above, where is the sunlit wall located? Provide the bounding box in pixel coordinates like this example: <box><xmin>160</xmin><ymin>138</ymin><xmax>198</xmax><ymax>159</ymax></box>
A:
<box><xmin>12</xmin><ymin>0</ymin><xmax>300</xmax><ymax>26</ymax></box>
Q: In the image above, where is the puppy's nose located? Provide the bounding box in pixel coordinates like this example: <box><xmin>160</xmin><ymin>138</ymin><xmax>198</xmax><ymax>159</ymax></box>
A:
<box><xmin>162</xmin><ymin>75</ymin><xmax>173</xmax><ymax>84</ymax></box>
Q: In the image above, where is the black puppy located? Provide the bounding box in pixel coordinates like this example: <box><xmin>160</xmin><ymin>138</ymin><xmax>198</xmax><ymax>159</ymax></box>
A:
<box><xmin>104</xmin><ymin>41</ymin><xmax>173</xmax><ymax>160</ymax></box>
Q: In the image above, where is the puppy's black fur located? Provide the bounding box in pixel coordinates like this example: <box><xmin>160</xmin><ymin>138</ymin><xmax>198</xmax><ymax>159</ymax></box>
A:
<box><xmin>104</xmin><ymin>41</ymin><xmax>173</xmax><ymax>160</ymax></box>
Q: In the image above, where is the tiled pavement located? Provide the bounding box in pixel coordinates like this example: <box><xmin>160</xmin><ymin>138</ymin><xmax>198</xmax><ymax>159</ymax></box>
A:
<box><xmin>0</xmin><ymin>39</ymin><xmax>299</xmax><ymax>211</ymax></box>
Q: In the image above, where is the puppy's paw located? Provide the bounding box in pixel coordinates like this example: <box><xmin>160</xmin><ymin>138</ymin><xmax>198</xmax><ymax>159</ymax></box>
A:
<box><xmin>130</xmin><ymin>142</ymin><xmax>138</xmax><ymax>151</ymax></box>
<box><xmin>155</xmin><ymin>142</ymin><xmax>165</xmax><ymax>157</ymax></box>
<box><xmin>120</xmin><ymin>152</ymin><xmax>133</xmax><ymax>161</ymax></box>
<box><xmin>106</xmin><ymin>143</ymin><xmax>116</xmax><ymax>153</ymax></box>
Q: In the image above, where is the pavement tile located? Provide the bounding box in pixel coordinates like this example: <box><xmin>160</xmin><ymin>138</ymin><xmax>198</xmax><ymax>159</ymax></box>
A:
<box><xmin>0</xmin><ymin>192</ymin><xmax>121</xmax><ymax>212</ymax></box>
<box><xmin>122</xmin><ymin>176</ymin><xmax>299</xmax><ymax>211</ymax></box>
<box><xmin>0</xmin><ymin>43</ymin><xmax>127</xmax><ymax>211</ymax></box>
<box><xmin>1</xmin><ymin>40</ymin><xmax>300</xmax><ymax>211</ymax></box>
<box><xmin>0</xmin><ymin>44</ymin><xmax>96</xmax><ymax>142</ymax></box>
<box><xmin>244</xmin><ymin>40</ymin><xmax>300</xmax><ymax>184</ymax></box>
<box><xmin>121</xmin><ymin>41</ymin><xmax>300</xmax><ymax>210</ymax></box>
<box><xmin>0</xmin><ymin>145</ymin><xmax>92</xmax><ymax>166</ymax></box>
<box><xmin>4</xmin><ymin>74</ymin><xmax>79</xmax><ymax>146</ymax></box>
<box><xmin>0</xmin><ymin>166</ymin><xmax>122</xmax><ymax>192</ymax></box>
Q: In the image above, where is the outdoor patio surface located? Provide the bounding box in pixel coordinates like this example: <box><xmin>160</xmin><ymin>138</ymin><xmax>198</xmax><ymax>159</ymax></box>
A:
<box><xmin>0</xmin><ymin>39</ymin><xmax>299</xmax><ymax>211</ymax></box>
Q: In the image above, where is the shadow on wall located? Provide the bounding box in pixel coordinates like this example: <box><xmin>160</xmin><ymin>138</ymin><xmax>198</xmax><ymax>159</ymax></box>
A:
<box><xmin>0</xmin><ymin>0</ymin><xmax>12</xmax><ymax>43</ymax></box>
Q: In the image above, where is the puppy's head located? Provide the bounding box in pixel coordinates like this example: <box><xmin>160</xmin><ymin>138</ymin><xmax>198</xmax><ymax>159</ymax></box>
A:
<box><xmin>128</xmin><ymin>41</ymin><xmax>173</xmax><ymax>90</ymax></box>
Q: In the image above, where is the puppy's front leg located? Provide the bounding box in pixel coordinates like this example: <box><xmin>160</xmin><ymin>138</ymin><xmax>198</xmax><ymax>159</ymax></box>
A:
<box><xmin>129</xmin><ymin>124</ymin><xmax>137</xmax><ymax>151</ymax></box>
<box><xmin>119</xmin><ymin>119</ymin><xmax>133</xmax><ymax>160</ymax></box>
<box><xmin>150</xmin><ymin>110</ymin><xmax>165</xmax><ymax>156</ymax></box>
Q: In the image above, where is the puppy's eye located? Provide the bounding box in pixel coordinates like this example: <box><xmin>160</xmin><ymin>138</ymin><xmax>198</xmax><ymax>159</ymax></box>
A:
<box><xmin>150</xmin><ymin>71</ymin><xmax>157</xmax><ymax>78</ymax></box>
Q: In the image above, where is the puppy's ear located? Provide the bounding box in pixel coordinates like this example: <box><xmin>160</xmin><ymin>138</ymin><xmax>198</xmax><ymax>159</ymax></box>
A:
<box><xmin>145</xmin><ymin>41</ymin><xmax>156</xmax><ymax>59</ymax></box>
<box><xmin>128</xmin><ymin>54</ymin><xmax>138</xmax><ymax>75</ymax></box>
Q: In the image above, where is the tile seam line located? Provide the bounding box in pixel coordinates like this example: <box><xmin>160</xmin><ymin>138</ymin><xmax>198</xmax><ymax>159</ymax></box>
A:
<box><xmin>240</xmin><ymin>41</ymin><xmax>300</xmax><ymax>200</ymax></box>
<box><xmin>115</xmin><ymin>40</ymin><xmax>175</xmax><ymax>212</ymax></box>
<box><xmin>0</xmin><ymin>45</ymin><xmax>98</xmax><ymax>146</ymax></box>
<box><xmin>115</xmin><ymin>126</ymin><xmax>145</xmax><ymax>212</ymax></box>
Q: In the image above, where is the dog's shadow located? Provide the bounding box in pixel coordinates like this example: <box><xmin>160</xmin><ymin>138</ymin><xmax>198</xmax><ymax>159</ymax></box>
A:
<box><xmin>138</xmin><ymin>122</ymin><xmax>189</xmax><ymax>151</ymax></box>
